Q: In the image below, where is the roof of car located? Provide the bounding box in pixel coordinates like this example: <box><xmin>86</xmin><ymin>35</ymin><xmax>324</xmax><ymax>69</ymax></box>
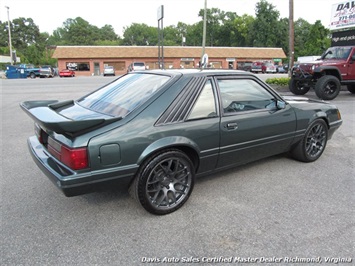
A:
<box><xmin>140</xmin><ymin>68</ymin><xmax>254</xmax><ymax>77</ymax></box>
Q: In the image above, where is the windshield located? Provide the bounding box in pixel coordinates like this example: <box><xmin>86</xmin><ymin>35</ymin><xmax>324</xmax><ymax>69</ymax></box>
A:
<box><xmin>323</xmin><ymin>47</ymin><xmax>351</xmax><ymax>60</ymax></box>
<box><xmin>77</xmin><ymin>73</ymin><xmax>170</xmax><ymax>117</ymax></box>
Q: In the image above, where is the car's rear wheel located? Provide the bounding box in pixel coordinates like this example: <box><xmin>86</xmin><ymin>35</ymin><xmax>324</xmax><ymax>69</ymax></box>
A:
<box><xmin>347</xmin><ymin>84</ymin><xmax>355</xmax><ymax>94</ymax></box>
<box><xmin>289</xmin><ymin>78</ymin><xmax>310</xmax><ymax>95</ymax></box>
<box><xmin>30</xmin><ymin>72</ymin><xmax>36</xmax><ymax>79</ymax></box>
<box><xmin>315</xmin><ymin>75</ymin><xmax>341</xmax><ymax>100</ymax></box>
<box><xmin>290</xmin><ymin>119</ymin><xmax>328</xmax><ymax>162</ymax></box>
<box><xmin>129</xmin><ymin>149</ymin><xmax>195</xmax><ymax>215</ymax></box>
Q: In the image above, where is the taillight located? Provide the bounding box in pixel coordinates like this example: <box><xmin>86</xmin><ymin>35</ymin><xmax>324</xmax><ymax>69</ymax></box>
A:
<box><xmin>61</xmin><ymin>146</ymin><xmax>88</xmax><ymax>170</ymax></box>
<box><xmin>48</xmin><ymin>137</ymin><xmax>88</xmax><ymax>170</ymax></box>
<box><xmin>35</xmin><ymin>123</ymin><xmax>48</xmax><ymax>144</ymax></box>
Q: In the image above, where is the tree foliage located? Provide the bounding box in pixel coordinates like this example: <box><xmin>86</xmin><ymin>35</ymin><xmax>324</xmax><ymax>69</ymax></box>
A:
<box><xmin>122</xmin><ymin>23</ymin><xmax>157</xmax><ymax>45</ymax></box>
<box><xmin>0</xmin><ymin>0</ymin><xmax>331</xmax><ymax>67</ymax></box>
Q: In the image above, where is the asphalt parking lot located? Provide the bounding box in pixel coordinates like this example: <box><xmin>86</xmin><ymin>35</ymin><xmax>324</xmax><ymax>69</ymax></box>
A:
<box><xmin>1</xmin><ymin>76</ymin><xmax>354</xmax><ymax>265</ymax></box>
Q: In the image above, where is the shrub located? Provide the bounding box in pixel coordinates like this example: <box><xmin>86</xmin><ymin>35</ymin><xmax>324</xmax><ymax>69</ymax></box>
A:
<box><xmin>265</xmin><ymin>77</ymin><xmax>290</xmax><ymax>86</ymax></box>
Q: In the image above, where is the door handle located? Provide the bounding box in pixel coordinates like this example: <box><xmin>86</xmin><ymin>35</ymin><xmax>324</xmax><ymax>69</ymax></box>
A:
<box><xmin>226</xmin><ymin>122</ymin><xmax>238</xmax><ymax>130</ymax></box>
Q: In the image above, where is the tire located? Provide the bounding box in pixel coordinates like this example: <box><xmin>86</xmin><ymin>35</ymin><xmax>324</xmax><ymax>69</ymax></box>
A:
<box><xmin>315</xmin><ymin>75</ymin><xmax>341</xmax><ymax>100</ymax></box>
<box><xmin>347</xmin><ymin>84</ymin><xmax>355</xmax><ymax>94</ymax></box>
<box><xmin>289</xmin><ymin>78</ymin><xmax>310</xmax><ymax>95</ymax></box>
<box><xmin>29</xmin><ymin>72</ymin><xmax>36</xmax><ymax>79</ymax></box>
<box><xmin>129</xmin><ymin>149</ymin><xmax>195</xmax><ymax>215</ymax></box>
<box><xmin>290</xmin><ymin>119</ymin><xmax>328</xmax><ymax>162</ymax></box>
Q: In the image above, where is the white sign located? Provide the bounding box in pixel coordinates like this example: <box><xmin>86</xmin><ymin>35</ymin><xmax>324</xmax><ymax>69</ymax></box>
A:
<box><xmin>157</xmin><ymin>5</ymin><xmax>164</xmax><ymax>21</ymax></box>
<box><xmin>330</xmin><ymin>1</ymin><xmax>355</xmax><ymax>30</ymax></box>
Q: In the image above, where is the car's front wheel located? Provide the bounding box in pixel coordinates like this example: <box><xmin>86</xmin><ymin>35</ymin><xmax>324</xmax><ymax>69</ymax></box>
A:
<box><xmin>130</xmin><ymin>149</ymin><xmax>195</xmax><ymax>215</ymax></box>
<box><xmin>315</xmin><ymin>75</ymin><xmax>341</xmax><ymax>100</ymax></box>
<box><xmin>290</xmin><ymin>119</ymin><xmax>328</xmax><ymax>162</ymax></box>
<box><xmin>289</xmin><ymin>78</ymin><xmax>310</xmax><ymax>95</ymax></box>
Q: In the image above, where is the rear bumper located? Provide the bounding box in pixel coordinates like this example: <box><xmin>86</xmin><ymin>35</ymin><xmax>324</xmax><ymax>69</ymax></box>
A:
<box><xmin>27</xmin><ymin>136</ymin><xmax>136</xmax><ymax>196</ymax></box>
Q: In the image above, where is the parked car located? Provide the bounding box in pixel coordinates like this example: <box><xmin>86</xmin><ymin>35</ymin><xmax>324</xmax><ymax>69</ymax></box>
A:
<box><xmin>251</xmin><ymin>61</ymin><xmax>263</xmax><ymax>73</ymax></box>
<box><xmin>59</xmin><ymin>69</ymin><xmax>75</xmax><ymax>77</ymax></box>
<box><xmin>103</xmin><ymin>66</ymin><xmax>115</xmax><ymax>76</ymax></box>
<box><xmin>17</xmin><ymin>63</ymin><xmax>40</xmax><ymax>79</ymax></box>
<box><xmin>276</xmin><ymin>65</ymin><xmax>287</xmax><ymax>73</ymax></box>
<box><xmin>237</xmin><ymin>61</ymin><xmax>252</xmax><ymax>72</ymax></box>
<box><xmin>20</xmin><ymin>69</ymin><xmax>342</xmax><ymax>215</ymax></box>
<box><xmin>39</xmin><ymin>65</ymin><xmax>54</xmax><ymax>78</ymax></box>
<box><xmin>262</xmin><ymin>62</ymin><xmax>277</xmax><ymax>73</ymax></box>
<box><xmin>127</xmin><ymin>62</ymin><xmax>146</xmax><ymax>72</ymax></box>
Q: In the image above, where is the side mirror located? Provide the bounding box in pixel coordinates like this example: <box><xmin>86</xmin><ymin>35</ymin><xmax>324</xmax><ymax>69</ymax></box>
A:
<box><xmin>277</xmin><ymin>100</ymin><xmax>286</xmax><ymax>109</ymax></box>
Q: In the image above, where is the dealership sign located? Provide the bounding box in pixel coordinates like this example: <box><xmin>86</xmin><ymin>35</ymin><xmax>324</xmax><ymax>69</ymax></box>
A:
<box><xmin>331</xmin><ymin>29</ymin><xmax>355</xmax><ymax>46</ymax></box>
<box><xmin>330</xmin><ymin>1</ymin><xmax>355</xmax><ymax>30</ymax></box>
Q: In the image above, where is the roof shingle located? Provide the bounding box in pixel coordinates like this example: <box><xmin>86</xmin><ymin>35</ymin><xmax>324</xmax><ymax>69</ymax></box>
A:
<box><xmin>52</xmin><ymin>46</ymin><xmax>286</xmax><ymax>59</ymax></box>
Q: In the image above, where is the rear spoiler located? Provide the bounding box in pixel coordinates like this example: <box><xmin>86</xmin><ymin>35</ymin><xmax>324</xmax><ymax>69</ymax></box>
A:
<box><xmin>20</xmin><ymin>100</ymin><xmax>121</xmax><ymax>137</ymax></box>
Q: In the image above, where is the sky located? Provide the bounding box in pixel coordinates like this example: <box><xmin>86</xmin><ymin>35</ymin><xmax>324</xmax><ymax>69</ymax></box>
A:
<box><xmin>0</xmin><ymin>0</ymin><xmax>342</xmax><ymax>36</ymax></box>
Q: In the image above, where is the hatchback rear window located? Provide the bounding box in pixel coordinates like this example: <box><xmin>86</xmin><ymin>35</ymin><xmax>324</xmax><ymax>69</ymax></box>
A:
<box><xmin>134</xmin><ymin>62</ymin><xmax>145</xmax><ymax>67</ymax></box>
<box><xmin>77</xmin><ymin>73</ymin><xmax>170</xmax><ymax>117</ymax></box>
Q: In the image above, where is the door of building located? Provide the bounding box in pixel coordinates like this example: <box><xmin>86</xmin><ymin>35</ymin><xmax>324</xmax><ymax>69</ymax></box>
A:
<box><xmin>94</xmin><ymin>62</ymin><xmax>100</xmax><ymax>76</ymax></box>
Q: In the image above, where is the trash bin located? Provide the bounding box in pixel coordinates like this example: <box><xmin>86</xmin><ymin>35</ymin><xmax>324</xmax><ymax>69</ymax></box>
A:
<box><xmin>5</xmin><ymin>65</ymin><xmax>27</xmax><ymax>79</ymax></box>
<box><xmin>18</xmin><ymin>67</ymin><xmax>27</xmax><ymax>78</ymax></box>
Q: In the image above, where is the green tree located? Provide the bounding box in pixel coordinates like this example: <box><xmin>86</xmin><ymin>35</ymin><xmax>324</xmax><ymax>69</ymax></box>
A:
<box><xmin>48</xmin><ymin>17</ymin><xmax>119</xmax><ymax>45</ymax></box>
<box><xmin>275</xmin><ymin>17</ymin><xmax>289</xmax><ymax>55</ymax></box>
<box><xmin>122</xmin><ymin>23</ymin><xmax>158</xmax><ymax>45</ymax></box>
<box><xmin>212</xmin><ymin>11</ymin><xmax>239</xmax><ymax>46</ymax></box>
<box><xmin>229</xmin><ymin>14</ymin><xmax>255</xmax><ymax>47</ymax></box>
<box><xmin>11</xmin><ymin>18</ymin><xmax>42</xmax><ymax>51</ymax></box>
<box><xmin>298</xmin><ymin>20</ymin><xmax>330</xmax><ymax>57</ymax></box>
<box><xmin>185</xmin><ymin>22</ymin><xmax>203</xmax><ymax>46</ymax></box>
<box><xmin>163</xmin><ymin>25</ymin><xmax>182</xmax><ymax>46</ymax></box>
<box><xmin>197</xmin><ymin>8</ymin><xmax>227</xmax><ymax>46</ymax></box>
<box><xmin>294</xmin><ymin>18</ymin><xmax>312</xmax><ymax>58</ymax></box>
<box><xmin>250</xmin><ymin>0</ymin><xmax>280</xmax><ymax>47</ymax></box>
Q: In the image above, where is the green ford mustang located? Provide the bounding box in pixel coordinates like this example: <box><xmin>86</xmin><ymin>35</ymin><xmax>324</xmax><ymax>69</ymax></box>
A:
<box><xmin>21</xmin><ymin>69</ymin><xmax>342</xmax><ymax>215</ymax></box>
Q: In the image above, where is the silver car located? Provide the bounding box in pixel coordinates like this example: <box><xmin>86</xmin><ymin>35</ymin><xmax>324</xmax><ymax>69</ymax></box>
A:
<box><xmin>103</xmin><ymin>66</ymin><xmax>115</xmax><ymax>76</ymax></box>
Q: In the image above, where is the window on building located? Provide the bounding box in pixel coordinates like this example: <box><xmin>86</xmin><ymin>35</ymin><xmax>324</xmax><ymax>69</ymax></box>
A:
<box><xmin>66</xmin><ymin>62</ymin><xmax>90</xmax><ymax>71</ymax></box>
<box><xmin>180</xmin><ymin>61</ymin><xmax>195</xmax><ymax>69</ymax></box>
<box><xmin>208</xmin><ymin>61</ymin><xmax>222</xmax><ymax>69</ymax></box>
<box><xmin>104</xmin><ymin>62</ymin><xmax>125</xmax><ymax>71</ymax></box>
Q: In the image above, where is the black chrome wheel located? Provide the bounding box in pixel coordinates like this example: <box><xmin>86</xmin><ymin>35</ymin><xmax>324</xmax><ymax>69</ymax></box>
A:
<box><xmin>305</xmin><ymin>122</ymin><xmax>327</xmax><ymax>159</ymax></box>
<box><xmin>290</xmin><ymin>120</ymin><xmax>328</xmax><ymax>162</ymax></box>
<box><xmin>315</xmin><ymin>75</ymin><xmax>341</xmax><ymax>100</ymax></box>
<box><xmin>130</xmin><ymin>150</ymin><xmax>194</xmax><ymax>215</ymax></box>
<box><xmin>289</xmin><ymin>78</ymin><xmax>310</xmax><ymax>95</ymax></box>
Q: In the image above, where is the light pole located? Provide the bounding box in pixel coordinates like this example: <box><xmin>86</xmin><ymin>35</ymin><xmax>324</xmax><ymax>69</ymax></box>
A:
<box><xmin>5</xmin><ymin>6</ymin><xmax>13</xmax><ymax>65</ymax></box>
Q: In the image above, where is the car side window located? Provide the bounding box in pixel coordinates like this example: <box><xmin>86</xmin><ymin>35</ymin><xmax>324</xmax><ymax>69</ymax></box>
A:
<box><xmin>218</xmin><ymin>78</ymin><xmax>276</xmax><ymax>114</ymax></box>
<box><xmin>187</xmin><ymin>79</ymin><xmax>217</xmax><ymax>120</ymax></box>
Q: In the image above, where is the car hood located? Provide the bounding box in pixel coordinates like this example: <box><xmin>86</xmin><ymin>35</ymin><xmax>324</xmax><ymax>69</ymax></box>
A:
<box><xmin>299</xmin><ymin>59</ymin><xmax>345</xmax><ymax>70</ymax></box>
<box><xmin>282</xmin><ymin>95</ymin><xmax>326</xmax><ymax>105</ymax></box>
<box><xmin>20</xmin><ymin>100</ymin><xmax>121</xmax><ymax>137</ymax></box>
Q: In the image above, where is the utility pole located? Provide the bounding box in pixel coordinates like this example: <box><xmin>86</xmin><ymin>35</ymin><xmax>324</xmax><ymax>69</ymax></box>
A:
<box><xmin>289</xmin><ymin>0</ymin><xmax>294</xmax><ymax>76</ymax></box>
<box><xmin>157</xmin><ymin>5</ymin><xmax>164</xmax><ymax>69</ymax></box>
<box><xmin>200</xmin><ymin>0</ymin><xmax>207</xmax><ymax>68</ymax></box>
<box><xmin>5</xmin><ymin>6</ymin><xmax>13</xmax><ymax>65</ymax></box>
